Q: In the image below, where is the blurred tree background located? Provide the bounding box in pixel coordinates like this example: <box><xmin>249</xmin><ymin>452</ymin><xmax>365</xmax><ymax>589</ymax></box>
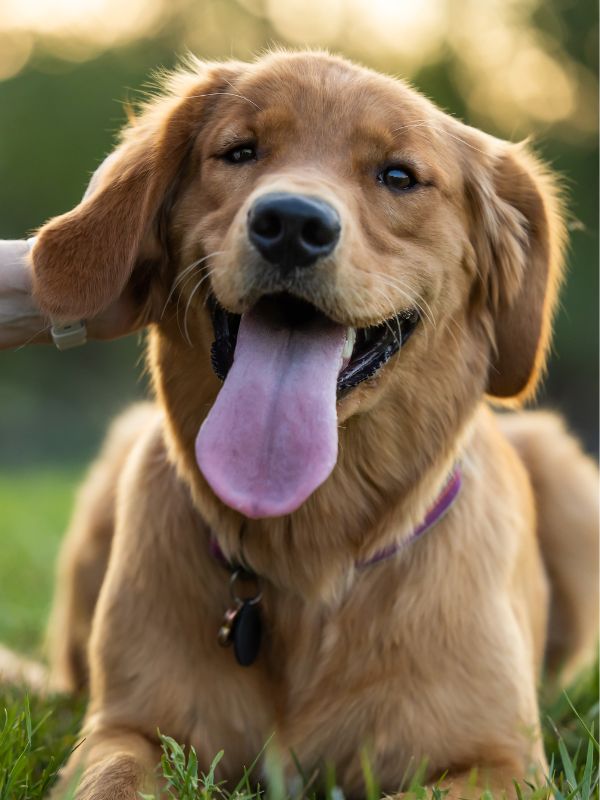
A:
<box><xmin>0</xmin><ymin>0</ymin><xmax>598</xmax><ymax>469</ymax></box>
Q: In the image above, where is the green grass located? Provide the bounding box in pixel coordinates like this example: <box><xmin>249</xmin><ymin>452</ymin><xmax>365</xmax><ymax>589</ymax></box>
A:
<box><xmin>0</xmin><ymin>469</ymin><xmax>81</xmax><ymax>653</ymax></box>
<box><xmin>0</xmin><ymin>470</ymin><xmax>598</xmax><ymax>798</ymax></box>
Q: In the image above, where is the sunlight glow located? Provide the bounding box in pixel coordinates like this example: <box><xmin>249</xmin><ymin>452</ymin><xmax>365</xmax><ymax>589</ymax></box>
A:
<box><xmin>1</xmin><ymin>0</ymin><xmax>162</xmax><ymax>42</ymax></box>
<box><xmin>0</xmin><ymin>0</ymin><xmax>596</xmax><ymax>139</ymax></box>
<box><xmin>267</xmin><ymin>0</ymin><xmax>344</xmax><ymax>44</ymax></box>
<box><xmin>355</xmin><ymin>0</ymin><xmax>446</xmax><ymax>61</ymax></box>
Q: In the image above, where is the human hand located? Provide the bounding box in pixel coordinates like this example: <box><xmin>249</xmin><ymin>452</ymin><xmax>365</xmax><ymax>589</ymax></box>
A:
<box><xmin>0</xmin><ymin>239</ymin><xmax>49</xmax><ymax>349</ymax></box>
<box><xmin>1</xmin><ymin>155</ymin><xmax>153</xmax><ymax>350</ymax></box>
<box><xmin>0</xmin><ymin>238</ymin><xmax>149</xmax><ymax>349</ymax></box>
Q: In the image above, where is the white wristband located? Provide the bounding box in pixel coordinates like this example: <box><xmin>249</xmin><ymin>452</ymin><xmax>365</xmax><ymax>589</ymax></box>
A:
<box><xmin>50</xmin><ymin>320</ymin><xmax>87</xmax><ymax>350</ymax></box>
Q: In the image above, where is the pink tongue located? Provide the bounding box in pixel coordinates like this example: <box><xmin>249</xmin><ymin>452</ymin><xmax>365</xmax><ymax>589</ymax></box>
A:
<box><xmin>196</xmin><ymin>308</ymin><xmax>346</xmax><ymax>518</ymax></box>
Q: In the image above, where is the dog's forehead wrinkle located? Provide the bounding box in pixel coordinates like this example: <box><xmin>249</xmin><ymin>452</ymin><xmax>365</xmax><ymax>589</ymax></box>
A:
<box><xmin>254</xmin><ymin>107</ymin><xmax>299</xmax><ymax>138</ymax></box>
<box><xmin>158</xmin><ymin>56</ymin><xmax>443</xmax><ymax>172</ymax></box>
<box><xmin>216</xmin><ymin>121</ymin><xmax>253</xmax><ymax>140</ymax></box>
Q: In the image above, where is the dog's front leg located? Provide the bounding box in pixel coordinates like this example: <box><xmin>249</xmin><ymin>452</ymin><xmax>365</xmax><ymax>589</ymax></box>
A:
<box><xmin>50</xmin><ymin>726</ymin><xmax>162</xmax><ymax>800</ymax></box>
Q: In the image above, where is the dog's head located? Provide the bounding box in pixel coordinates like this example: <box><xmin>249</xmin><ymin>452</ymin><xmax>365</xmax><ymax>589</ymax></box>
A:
<box><xmin>31</xmin><ymin>52</ymin><xmax>566</xmax><ymax>520</ymax></box>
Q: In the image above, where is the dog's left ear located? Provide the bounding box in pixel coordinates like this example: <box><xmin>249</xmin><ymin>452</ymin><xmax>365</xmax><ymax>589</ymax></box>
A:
<box><xmin>463</xmin><ymin>134</ymin><xmax>567</xmax><ymax>401</ymax></box>
<box><xmin>30</xmin><ymin>61</ymin><xmax>243</xmax><ymax>321</ymax></box>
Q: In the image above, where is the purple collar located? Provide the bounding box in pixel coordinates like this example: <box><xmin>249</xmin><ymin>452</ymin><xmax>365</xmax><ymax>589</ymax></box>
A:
<box><xmin>209</xmin><ymin>465</ymin><xmax>462</xmax><ymax>572</ymax></box>
<box><xmin>357</xmin><ymin>465</ymin><xmax>462</xmax><ymax>567</ymax></box>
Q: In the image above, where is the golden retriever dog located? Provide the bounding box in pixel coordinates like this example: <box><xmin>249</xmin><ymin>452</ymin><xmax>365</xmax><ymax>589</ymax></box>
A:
<box><xmin>22</xmin><ymin>50</ymin><xmax>599</xmax><ymax>798</ymax></box>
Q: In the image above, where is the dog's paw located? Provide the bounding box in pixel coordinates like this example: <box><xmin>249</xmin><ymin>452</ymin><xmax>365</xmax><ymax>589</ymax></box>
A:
<box><xmin>70</xmin><ymin>753</ymin><xmax>150</xmax><ymax>800</ymax></box>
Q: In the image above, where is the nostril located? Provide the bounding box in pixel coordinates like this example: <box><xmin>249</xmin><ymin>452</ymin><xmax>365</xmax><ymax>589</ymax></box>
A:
<box><xmin>251</xmin><ymin>211</ymin><xmax>282</xmax><ymax>241</ymax></box>
<box><xmin>302</xmin><ymin>217</ymin><xmax>338</xmax><ymax>249</ymax></box>
<box><xmin>248</xmin><ymin>193</ymin><xmax>340</xmax><ymax>268</ymax></box>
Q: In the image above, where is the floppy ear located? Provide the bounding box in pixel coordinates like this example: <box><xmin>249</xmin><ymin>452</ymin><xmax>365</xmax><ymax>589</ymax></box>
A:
<box><xmin>31</xmin><ymin>61</ymin><xmax>241</xmax><ymax>321</ymax></box>
<box><xmin>464</xmin><ymin>137</ymin><xmax>567</xmax><ymax>401</ymax></box>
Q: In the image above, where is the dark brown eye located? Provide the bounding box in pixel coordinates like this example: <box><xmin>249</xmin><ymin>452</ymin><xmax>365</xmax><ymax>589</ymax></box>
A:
<box><xmin>222</xmin><ymin>144</ymin><xmax>257</xmax><ymax>164</ymax></box>
<box><xmin>378</xmin><ymin>166</ymin><xmax>417</xmax><ymax>191</ymax></box>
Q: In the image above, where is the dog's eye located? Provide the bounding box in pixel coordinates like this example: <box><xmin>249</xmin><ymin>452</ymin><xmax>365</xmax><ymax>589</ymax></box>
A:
<box><xmin>221</xmin><ymin>144</ymin><xmax>257</xmax><ymax>164</ymax></box>
<box><xmin>378</xmin><ymin>166</ymin><xmax>417</xmax><ymax>191</ymax></box>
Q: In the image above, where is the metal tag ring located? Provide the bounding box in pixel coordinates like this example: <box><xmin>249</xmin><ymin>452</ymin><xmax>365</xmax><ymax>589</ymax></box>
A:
<box><xmin>229</xmin><ymin>569</ymin><xmax>262</xmax><ymax>606</ymax></box>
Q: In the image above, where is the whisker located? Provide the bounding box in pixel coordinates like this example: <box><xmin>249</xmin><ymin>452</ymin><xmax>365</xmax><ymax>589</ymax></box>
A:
<box><xmin>14</xmin><ymin>322</ymin><xmax>52</xmax><ymax>351</ymax></box>
<box><xmin>376</xmin><ymin>273</ymin><xmax>437</xmax><ymax>329</ymax></box>
<box><xmin>370</xmin><ymin>271</ymin><xmax>436</xmax><ymax>331</ymax></box>
<box><xmin>185</xmin><ymin>91</ymin><xmax>262</xmax><ymax>111</ymax></box>
<box><xmin>368</xmin><ymin>268</ymin><xmax>436</xmax><ymax>326</ymax></box>
<box><xmin>350</xmin><ymin>264</ymin><xmax>434</xmax><ymax>335</ymax></box>
<box><xmin>390</xmin><ymin>120</ymin><xmax>435</xmax><ymax>136</ymax></box>
<box><xmin>366</xmin><ymin>276</ymin><xmax>432</xmax><ymax>352</ymax></box>
<box><xmin>161</xmin><ymin>251</ymin><xmax>226</xmax><ymax>320</ymax></box>
<box><xmin>369</xmin><ymin>285</ymin><xmax>402</xmax><ymax>345</ymax></box>
<box><xmin>221</xmin><ymin>77</ymin><xmax>263</xmax><ymax>112</ymax></box>
<box><xmin>162</xmin><ymin>258</ymin><xmax>204</xmax><ymax>319</ymax></box>
<box><xmin>369</xmin><ymin>285</ymin><xmax>412</xmax><ymax>380</ymax></box>
<box><xmin>174</xmin><ymin>267</ymin><xmax>205</xmax><ymax>341</ymax></box>
<box><xmin>182</xmin><ymin>268</ymin><xmax>216</xmax><ymax>346</ymax></box>
<box><xmin>390</xmin><ymin>120</ymin><xmax>488</xmax><ymax>155</ymax></box>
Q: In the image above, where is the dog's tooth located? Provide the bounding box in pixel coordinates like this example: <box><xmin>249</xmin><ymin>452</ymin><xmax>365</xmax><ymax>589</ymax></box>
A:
<box><xmin>342</xmin><ymin>327</ymin><xmax>356</xmax><ymax>365</ymax></box>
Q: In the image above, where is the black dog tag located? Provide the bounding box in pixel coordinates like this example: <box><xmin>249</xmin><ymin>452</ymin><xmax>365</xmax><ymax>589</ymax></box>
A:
<box><xmin>232</xmin><ymin>600</ymin><xmax>262</xmax><ymax>666</ymax></box>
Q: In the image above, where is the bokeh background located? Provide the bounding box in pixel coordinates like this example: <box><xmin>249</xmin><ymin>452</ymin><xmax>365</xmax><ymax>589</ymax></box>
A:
<box><xmin>0</xmin><ymin>0</ymin><xmax>597</xmax><ymax>648</ymax></box>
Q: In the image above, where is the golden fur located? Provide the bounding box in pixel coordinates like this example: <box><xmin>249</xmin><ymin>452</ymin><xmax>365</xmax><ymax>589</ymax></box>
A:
<box><xmin>19</xmin><ymin>51</ymin><xmax>599</xmax><ymax>798</ymax></box>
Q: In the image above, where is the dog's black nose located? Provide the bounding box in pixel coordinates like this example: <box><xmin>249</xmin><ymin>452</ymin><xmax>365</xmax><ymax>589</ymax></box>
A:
<box><xmin>248</xmin><ymin>193</ymin><xmax>341</xmax><ymax>270</ymax></box>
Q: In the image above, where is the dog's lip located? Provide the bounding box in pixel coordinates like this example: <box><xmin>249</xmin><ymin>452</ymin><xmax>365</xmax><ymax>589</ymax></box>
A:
<box><xmin>208</xmin><ymin>292</ymin><xmax>419</xmax><ymax>395</ymax></box>
<box><xmin>337</xmin><ymin>307</ymin><xmax>419</xmax><ymax>395</ymax></box>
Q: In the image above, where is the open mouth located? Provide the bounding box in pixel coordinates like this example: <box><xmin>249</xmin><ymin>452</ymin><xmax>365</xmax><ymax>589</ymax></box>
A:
<box><xmin>208</xmin><ymin>292</ymin><xmax>419</xmax><ymax>396</ymax></box>
<box><xmin>197</xmin><ymin>292</ymin><xmax>420</xmax><ymax>518</ymax></box>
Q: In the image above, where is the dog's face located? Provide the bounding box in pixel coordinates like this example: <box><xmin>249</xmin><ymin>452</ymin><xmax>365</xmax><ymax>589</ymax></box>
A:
<box><xmin>174</xmin><ymin>56</ymin><xmax>463</xmax><ymax>329</ymax></box>
<box><xmin>169</xmin><ymin>56</ymin><xmax>469</xmax><ymax>417</ymax></box>
<box><xmin>31</xmin><ymin>52</ymin><xmax>565</xmax><ymax>521</ymax></box>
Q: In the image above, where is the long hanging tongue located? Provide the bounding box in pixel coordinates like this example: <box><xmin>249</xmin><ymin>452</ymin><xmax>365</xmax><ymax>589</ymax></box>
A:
<box><xmin>196</xmin><ymin>304</ymin><xmax>346</xmax><ymax>518</ymax></box>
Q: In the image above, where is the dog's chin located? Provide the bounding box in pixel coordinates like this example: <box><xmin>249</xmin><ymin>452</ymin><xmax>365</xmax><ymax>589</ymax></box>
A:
<box><xmin>207</xmin><ymin>291</ymin><xmax>420</xmax><ymax>397</ymax></box>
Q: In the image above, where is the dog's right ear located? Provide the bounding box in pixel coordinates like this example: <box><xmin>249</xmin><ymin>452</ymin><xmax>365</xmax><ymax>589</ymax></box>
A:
<box><xmin>458</xmin><ymin>128</ymin><xmax>567</xmax><ymax>402</ymax></box>
<box><xmin>31</xmin><ymin>61</ymin><xmax>242</xmax><ymax>321</ymax></box>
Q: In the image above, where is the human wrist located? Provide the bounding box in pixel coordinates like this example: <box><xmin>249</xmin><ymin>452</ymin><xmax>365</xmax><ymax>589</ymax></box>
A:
<box><xmin>0</xmin><ymin>240</ymin><xmax>52</xmax><ymax>348</ymax></box>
